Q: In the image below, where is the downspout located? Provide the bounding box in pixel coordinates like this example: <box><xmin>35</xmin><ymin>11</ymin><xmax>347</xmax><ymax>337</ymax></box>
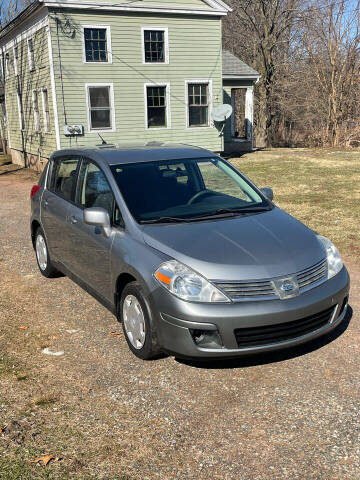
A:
<box><xmin>54</xmin><ymin>13</ymin><xmax>67</xmax><ymax>126</ymax></box>
<box><xmin>15</xmin><ymin>56</ymin><xmax>27</xmax><ymax>167</ymax></box>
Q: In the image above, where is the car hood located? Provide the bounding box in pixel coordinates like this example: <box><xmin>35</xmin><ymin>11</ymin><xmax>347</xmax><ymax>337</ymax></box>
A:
<box><xmin>142</xmin><ymin>208</ymin><xmax>325</xmax><ymax>281</ymax></box>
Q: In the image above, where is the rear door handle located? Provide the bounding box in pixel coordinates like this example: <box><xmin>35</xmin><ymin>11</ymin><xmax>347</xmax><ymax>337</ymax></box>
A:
<box><xmin>69</xmin><ymin>216</ymin><xmax>78</xmax><ymax>224</ymax></box>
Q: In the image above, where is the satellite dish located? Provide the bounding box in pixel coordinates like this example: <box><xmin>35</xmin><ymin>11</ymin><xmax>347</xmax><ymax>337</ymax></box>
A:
<box><xmin>211</xmin><ymin>104</ymin><xmax>233</xmax><ymax>123</ymax></box>
<box><xmin>211</xmin><ymin>104</ymin><xmax>233</xmax><ymax>136</ymax></box>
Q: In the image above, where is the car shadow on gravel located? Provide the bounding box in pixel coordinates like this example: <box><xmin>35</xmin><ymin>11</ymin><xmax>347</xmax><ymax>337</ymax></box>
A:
<box><xmin>176</xmin><ymin>306</ymin><xmax>353</xmax><ymax>370</ymax></box>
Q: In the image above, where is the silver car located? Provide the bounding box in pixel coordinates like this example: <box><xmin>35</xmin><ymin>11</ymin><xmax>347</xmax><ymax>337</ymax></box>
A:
<box><xmin>30</xmin><ymin>144</ymin><xmax>350</xmax><ymax>360</ymax></box>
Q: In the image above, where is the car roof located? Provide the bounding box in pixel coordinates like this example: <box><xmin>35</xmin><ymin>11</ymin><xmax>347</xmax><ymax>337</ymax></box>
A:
<box><xmin>52</xmin><ymin>143</ymin><xmax>217</xmax><ymax>165</ymax></box>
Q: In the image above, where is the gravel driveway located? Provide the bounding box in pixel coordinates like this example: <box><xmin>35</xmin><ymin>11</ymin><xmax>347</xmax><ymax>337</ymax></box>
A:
<box><xmin>0</xmin><ymin>169</ymin><xmax>359</xmax><ymax>480</ymax></box>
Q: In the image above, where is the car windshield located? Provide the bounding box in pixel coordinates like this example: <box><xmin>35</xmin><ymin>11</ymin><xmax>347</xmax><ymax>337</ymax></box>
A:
<box><xmin>110</xmin><ymin>157</ymin><xmax>271</xmax><ymax>223</ymax></box>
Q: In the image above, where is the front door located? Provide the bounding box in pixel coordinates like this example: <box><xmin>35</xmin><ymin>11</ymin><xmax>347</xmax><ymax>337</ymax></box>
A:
<box><xmin>66</xmin><ymin>159</ymin><xmax>116</xmax><ymax>301</ymax></box>
<box><xmin>41</xmin><ymin>155</ymin><xmax>81</xmax><ymax>264</ymax></box>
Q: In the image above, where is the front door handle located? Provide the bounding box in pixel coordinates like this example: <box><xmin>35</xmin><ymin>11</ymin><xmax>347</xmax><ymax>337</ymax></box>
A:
<box><xmin>69</xmin><ymin>216</ymin><xmax>78</xmax><ymax>224</ymax></box>
<box><xmin>43</xmin><ymin>200</ymin><xmax>49</xmax><ymax>207</ymax></box>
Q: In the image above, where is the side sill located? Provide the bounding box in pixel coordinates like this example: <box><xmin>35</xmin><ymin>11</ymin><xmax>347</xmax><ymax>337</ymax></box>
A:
<box><xmin>53</xmin><ymin>261</ymin><xmax>116</xmax><ymax>315</ymax></box>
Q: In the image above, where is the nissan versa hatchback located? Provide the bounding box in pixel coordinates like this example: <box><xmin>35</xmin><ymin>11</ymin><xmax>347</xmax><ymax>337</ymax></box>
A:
<box><xmin>30</xmin><ymin>144</ymin><xmax>350</xmax><ymax>360</ymax></box>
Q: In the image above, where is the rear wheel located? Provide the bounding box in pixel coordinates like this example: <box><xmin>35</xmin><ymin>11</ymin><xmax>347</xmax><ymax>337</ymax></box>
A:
<box><xmin>119</xmin><ymin>282</ymin><xmax>162</xmax><ymax>360</ymax></box>
<box><xmin>35</xmin><ymin>227</ymin><xmax>62</xmax><ymax>278</ymax></box>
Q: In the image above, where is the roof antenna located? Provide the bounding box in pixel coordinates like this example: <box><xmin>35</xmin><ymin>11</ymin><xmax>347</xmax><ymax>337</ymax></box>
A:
<box><xmin>98</xmin><ymin>133</ymin><xmax>107</xmax><ymax>145</ymax></box>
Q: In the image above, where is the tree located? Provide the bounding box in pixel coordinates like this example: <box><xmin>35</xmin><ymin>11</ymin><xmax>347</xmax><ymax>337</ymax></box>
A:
<box><xmin>224</xmin><ymin>0</ymin><xmax>301</xmax><ymax>146</ymax></box>
<box><xmin>0</xmin><ymin>0</ymin><xmax>33</xmax><ymax>28</ymax></box>
<box><xmin>301</xmin><ymin>0</ymin><xmax>360</xmax><ymax>146</ymax></box>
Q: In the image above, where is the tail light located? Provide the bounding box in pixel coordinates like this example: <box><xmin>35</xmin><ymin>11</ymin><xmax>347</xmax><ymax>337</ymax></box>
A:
<box><xmin>30</xmin><ymin>185</ymin><xmax>41</xmax><ymax>199</ymax></box>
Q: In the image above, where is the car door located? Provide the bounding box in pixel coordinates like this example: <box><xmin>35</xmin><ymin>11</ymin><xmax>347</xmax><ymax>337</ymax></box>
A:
<box><xmin>65</xmin><ymin>158</ymin><xmax>117</xmax><ymax>302</ymax></box>
<box><xmin>41</xmin><ymin>155</ymin><xmax>81</xmax><ymax>264</ymax></box>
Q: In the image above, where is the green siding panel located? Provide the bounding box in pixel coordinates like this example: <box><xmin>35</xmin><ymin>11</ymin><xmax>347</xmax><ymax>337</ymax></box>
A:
<box><xmin>3</xmin><ymin>25</ymin><xmax>57</xmax><ymax>161</ymax></box>
<box><xmin>49</xmin><ymin>11</ymin><xmax>224</xmax><ymax>152</ymax></box>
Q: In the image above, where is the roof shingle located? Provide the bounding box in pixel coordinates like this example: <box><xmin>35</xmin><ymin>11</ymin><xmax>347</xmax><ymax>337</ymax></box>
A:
<box><xmin>222</xmin><ymin>50</ymin><xmax>260</xmax><ymax>78</ymax></box>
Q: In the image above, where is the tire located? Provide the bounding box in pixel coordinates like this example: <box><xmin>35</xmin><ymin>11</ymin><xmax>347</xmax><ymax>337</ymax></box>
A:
<box><xmin>119</xmin><ymin>282</ymin><xmax>163</xmax><ymax>360</ymax></box>
<box><xmin>34</xmin><ymin>227</ymin><xmax>62</xmax><ymax>278</ymax></box>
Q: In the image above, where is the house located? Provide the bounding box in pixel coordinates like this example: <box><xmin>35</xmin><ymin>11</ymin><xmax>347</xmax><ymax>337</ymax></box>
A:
<box><xmin>0</xmin><ymin>0</ymin><xmax>259</xmax><ymax>170</ymax></box>
<box><xmin>0</xmin><ymin>83</ymin><xmax>6</xmax><ymax>152</ymax></box>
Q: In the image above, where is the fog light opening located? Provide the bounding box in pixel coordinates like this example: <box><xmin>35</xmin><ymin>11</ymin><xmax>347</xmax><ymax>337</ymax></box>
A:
<box><xmin>190</xmin><ymin>329</ymin><xmax>223</xmax><ymax>349</ymax></box>
<box><xmin>339</xmin><ymin>296</ymin><xmax>348</xmax><ymax>316</ymax></box>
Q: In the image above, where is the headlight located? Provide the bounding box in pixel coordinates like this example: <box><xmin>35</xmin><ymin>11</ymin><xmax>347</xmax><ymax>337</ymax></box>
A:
<box><xmin>154</xmin><ymin>260</ymin><xmax>230</xmax><ymax>303</ymax></box>
<box><xmin>317</xmin><ymin>235</ymin><xmax>343</xmax><ymax>279</ymax></box>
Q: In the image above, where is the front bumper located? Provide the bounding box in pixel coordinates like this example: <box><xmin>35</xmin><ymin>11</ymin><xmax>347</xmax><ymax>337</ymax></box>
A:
<box><xmin>150</xmin><ymin>266</ymin><xmax>350</xmax><ymax>358</ymax></box>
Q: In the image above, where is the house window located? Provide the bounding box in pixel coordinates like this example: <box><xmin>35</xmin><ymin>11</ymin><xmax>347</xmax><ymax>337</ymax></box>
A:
<box><xmin>86</xmin><ymin>84</ymin><xmax>114</xmax><ymax>131</ymax></box>
<box><xmin>1</xmin><ymin>101</ymin><xmax>7</xmax><ymax>125</ymax></box>
<box><xmin>32</xmin><ymin>90</ymin><xmax>40</xmax><ymax>132</ymax></box>
<box><xmin>4</xmin><ymin>52</ymin><xmax>10</xmax><ymax>78</ymax></box>
<box><xmin>28</xmin><ymin>38</ymin><xmax>35</xmax><ymax>71</ymax></box>
<box><xmin>187</xmin><ymin>83</ymin><xmax>210</xmax><ymax>127</ymax></box>
<box><xmin>17</xmin><ymin>93</ymin><xmax>24</xmax><ymax>130</ymax></box>
<box><xmin>146</xmin><ymin>85</ymin><xmax>169</xmax><ymax>128</ymax></box>
<box><xmin>13</xmin><ymin>46</ymin><xmax>18</xmax><ymax>76</ymax></box>
<box><xmin>142</xmin><ymin>28</ymin><xmax>168</xmax><ymax>64</ymax></box>
<box><xmin>83</xmin><ymin>26</ymin><xmax>111</xmax><ymax>63</ymax></box>
<box><xmin>41</xmin><ymin>87</ymin><xmax>50</xmax><ymax>132</ymax></box>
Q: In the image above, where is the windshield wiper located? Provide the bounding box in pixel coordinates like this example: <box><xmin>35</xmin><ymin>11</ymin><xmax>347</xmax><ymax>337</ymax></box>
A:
<box><xmin>140</xmin><ymin>207</ymin><xmax>272</xmax><ymax>224</ymax></box>
<box><xmin>188</xmin><ymin>206</ymin><xmax>272</xmax><ymax>220</ymax></box>
<box><xmin>140</xmin><ymin>216</ymin><xmax>189</xmax><ymax>224</ymax></box>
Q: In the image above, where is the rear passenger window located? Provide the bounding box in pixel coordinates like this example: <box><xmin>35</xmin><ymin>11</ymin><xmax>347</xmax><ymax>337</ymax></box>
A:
<box><xmin>50</xmin><ymin>157</ymin><xmax>80</xmax><ymax>202</ymax></box>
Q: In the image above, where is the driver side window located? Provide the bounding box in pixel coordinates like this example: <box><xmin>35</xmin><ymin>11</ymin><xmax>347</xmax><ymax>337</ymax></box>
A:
<box><xmin>78</xmin><ymin>160</ymin><xmax>123</xmax><ymax>226</ymax></box>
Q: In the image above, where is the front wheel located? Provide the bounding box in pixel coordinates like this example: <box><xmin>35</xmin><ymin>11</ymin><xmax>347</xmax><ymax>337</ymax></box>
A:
<box><xmin>35</xmin><ymin>227</ymin><xmax>62</xmax><ymax>278</ymax></box>
<box><xmin>120</xmin><ymin>282</ymin><xmax>162</xmax><ymax>360</ymax></box>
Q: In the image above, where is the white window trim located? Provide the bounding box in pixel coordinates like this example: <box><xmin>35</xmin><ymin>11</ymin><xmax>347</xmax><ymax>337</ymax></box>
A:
<box><xmin>41</xmin><ymin>86</ymin><xmax>51</xmax><ymax>133</ymax></box>
<box><xmin>32</xmin><ymin>89</ymin><xmax>40</xmax><ymax>133</ymax></box>
<box><xmin>0</xmin><ymin>54</ymin><xmax>4</xmax><ymax>80</ymax></box>
<box><xmin>27</xmin><ymin>37</ymin><xmax>35</xmax><ymax>71</ymax></box>
<box><xmin>141</xmin><ymin>27</ymin><xmax>169</xmax><ymax>65</ymax></box>
<box><xmin>144</xmin><ymin>82</ymin><xmax>171</xmax><ymax>130</ymax></box>
<box><xmin>16</xmin><ymin>92</ymin><xmax>24</xmax><ymax>130</ymax></box>
<box><xmin>81</xmin><ymin>25</ymin><xmax>112</xmax><ymax>64</ymax></box>
<box><xmin>85</xmin><ymin>82</ymin><xmax>116</xmax><ymax>133</ymax></box>
<box><xmin>185</xmin><ymin>79</ymin><xmax>213</xmax><ymax>129</ymax></box>
<box><xmin>13</xmin><ymin>45</ymin><xmax>18</xmax><ymax>76</ymax></box>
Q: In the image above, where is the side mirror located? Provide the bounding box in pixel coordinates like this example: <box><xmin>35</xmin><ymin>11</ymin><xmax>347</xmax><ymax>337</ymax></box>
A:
<box><xmin>260</xmin><ymin>187</ymin><xmax>274</xmax><ymax>202</ymax></box>
<box><xmin>83</xmin><ymin>207</ymin><xmax>112</xmax><ymax>238</ymax></box>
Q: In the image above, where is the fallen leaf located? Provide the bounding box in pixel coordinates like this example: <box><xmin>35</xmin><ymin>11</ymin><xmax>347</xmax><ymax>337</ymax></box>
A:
<box><xmin>18</xmin><ymin>326</ymin><xmax>28</xmax><ymax>331</ymax></box>
<box><xmin>110</xmin><ymin>331</ymin><xmax>122</xmax><ymax>337</ymax></box>
<box><xmin>42</xmin><ymin>348</ymin><xmax>64</xmax><ymax>356</ymax></box>
<box><xmin>65</xmin><ymin>329</ymin><xmax>79</xmax><ymax>334</ymax></box>
<box><xmin>31</xmin><ymin>454</ymin><xmax>59</xmax><ymax>466</ymax></box>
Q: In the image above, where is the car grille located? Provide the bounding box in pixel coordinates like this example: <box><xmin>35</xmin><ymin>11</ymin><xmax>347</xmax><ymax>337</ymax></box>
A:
<box><xmin>214</xmin><ymin>259</ymin><xmax>328</xmax><ymax>301</ymax></box>
<box><xmin>215</xmin><ymin>280</ymin><xmax>276</xmax><ymax>300</ymax></box>
<box><xmin>297</xmin><ymin>259</ymin><xmax>328</xmax><ymax>290</ymax></box>
<box><xmin>234</xmin><ymin>306</ymin><xmax>335</xmax><ymax>347</ymax></box>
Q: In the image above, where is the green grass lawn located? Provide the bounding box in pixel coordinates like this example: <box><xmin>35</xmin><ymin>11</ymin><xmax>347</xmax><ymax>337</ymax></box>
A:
<box><xmin>229</xmin><ymin>148</ymin><xmax>360</xmax><ymax>259</ymax></box>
